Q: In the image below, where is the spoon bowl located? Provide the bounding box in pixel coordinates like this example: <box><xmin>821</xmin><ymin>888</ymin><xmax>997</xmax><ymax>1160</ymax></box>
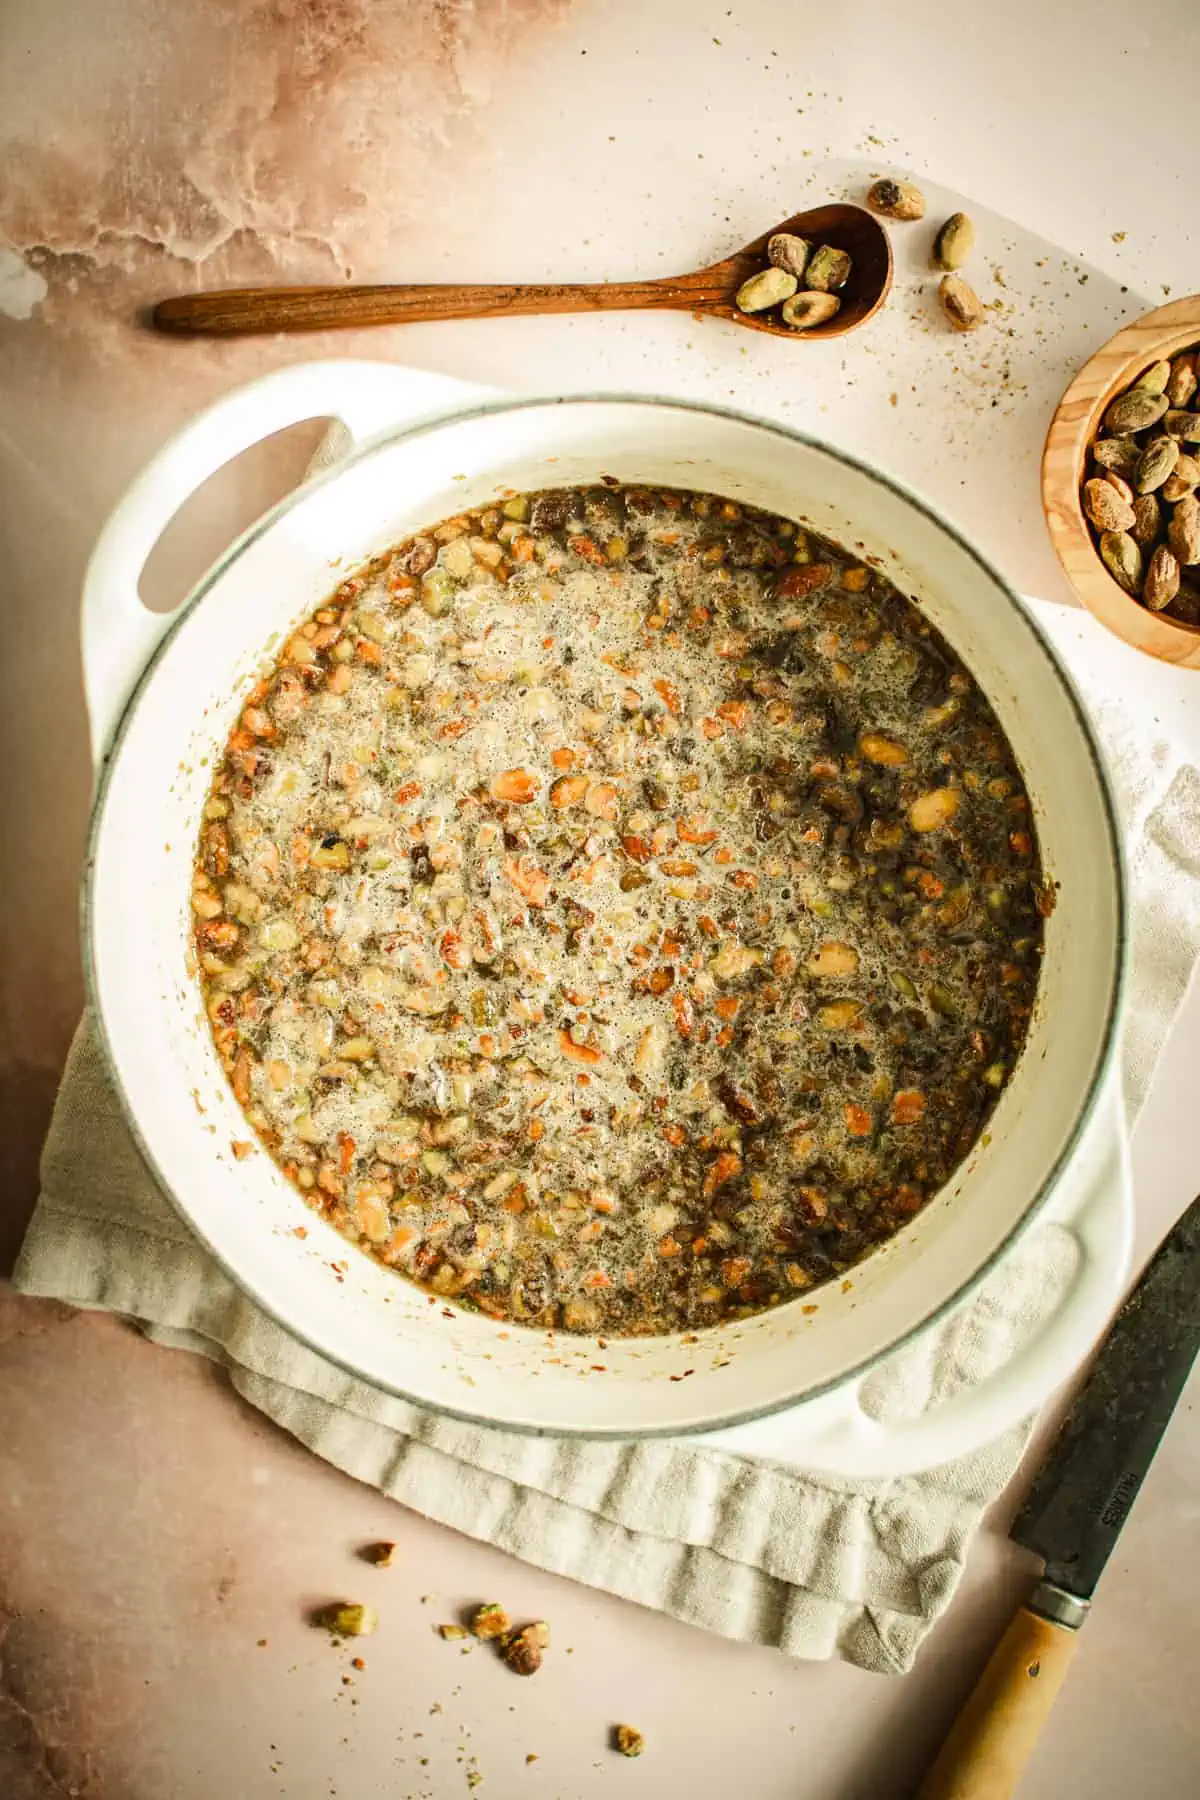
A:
<box><xmin>697</xmin><ymin>202</ymin><xmax>893</xmax><ymax>341</ymax></box>
<box><xmin>152</xmin><ymin>202</ymin><xmax>893</xmax><ymax>341</ymax></box>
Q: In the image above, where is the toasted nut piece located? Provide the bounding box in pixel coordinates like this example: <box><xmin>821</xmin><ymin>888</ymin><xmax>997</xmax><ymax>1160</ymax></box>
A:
<box><xmin>317</xmin><ymin>1603</ymin><xmax>377</xmax><ymax>1637</ymax></box>
<box><xmin>364</xmin><ymin>1542</ymin><xmax>397</xmax><ymax>1566</ymax></box>
<box><xmin>490</xmin><ymin>768</ymin><xmax>539</xmax><ymax>804</ymax></box>
<box><xmin>1131</xmin><ymin>359</ymin><xmax>1172</xmax><ymax>396</ymax></box>
<box><xmin>1166</xmin><ymin>355</ymin><xmax>1197</xmax><ymax>409</ymax></box>
<box><xmin>804</xmin><ymin>245</ymin><xmax>852</xmax><ymax>292</ymax></box>
<box><xmin>781</xmin><ymin>291</ymin><xmax>840</xmax><ymax>331</ymax></box>
<box><xmin>866</xmin><ymin>178</ymin><xmax>925</xmax><ymax>220</ymax></box>
<box><xmin>1167</xmin><ymin>496</ymin><xmax>1200</xmax><ymax>566</ymax></box>
<box><xmin>932</xmin><ymin>212</ymin><xmax>975</xmax><ymax>271</ymax></box>
<box><xmin>909</xmin><ymin>787</ymin><xmax>962</xmax><ymax>832</ymax></box>
<box><xmin>470</xmin><ymin>1603</ymin><xmax>511</xmax><ymax>1641</ymax></box>
<box><xmin>858</xmin><ymin>730</ymin><xmax>909</xmax><ymax>766</ymax></box>
<box><xmin>1099</xmin><ymin>529</ymin><xmax>1144</xmax><ymax>592</ymax></box>
<box><xmin>504</xmin><ymin>855</ymin><xmax>550</xmax><ymax>907</ymax></box>
<box><xmin>1129</xmin><ymin>493</ymin><xmax>1161</xmax><ymax>549</ymax></box>
<box><xmin>439</xmin><ymin>1623</ymin><xmax>469</xmax><ymax>1640</ymax></box>
<box><xmin>817</xmin><ymin>999</ymin><xmax>863</xmax><ymax>1030</ymax></box>
<box><xmin>766</xmin><ymin>233</ymin><xmax>812</xmax><ymax>279</ymax></box>
<box><xmin>807</xmin><ymin>941</ymin><xmax>859</xmax><ymax>977</ymax></box>
<box><xmin>550</xmin><ymin>773</ymin><xmax>589</xmax><ymax>809</ymax></box>
<box><xmin>584</xmin><ymin>781</ymin><xmax>619</xmax><ymax>820</ymax></box>
<box><xmin>735</xmin><ymin>267</ymin><xmax>798</xmax><ymax>313</ymax></box>
<box><xmin>1092</xmin><ymin>437</ymin><xmax>1141</xmax><ymax>478</ymax></box>
<box><xmin>1134</xmin><ymin>436</ymin><xmax>1179</xmax><ymax>495</ymax></box>
<box><xmin>939</xmin><ymin>273</ymin><xmax>983</xmax><ymax>332</ymax></box>
<box><xmin>500</xmin><ymin>1623</ymin><xmax>544</xmax><ymax>1676</ymax></box>
<box><xmin>891</xmin><ymin>1089</ymin><xmax>927</xmax><ymax>1125</ymax></box>
<box><xmin>1144</xmin><ymin>545</ymin><xmax>1181</xmax><ymax>611</ymax></box>
<box><xmin>614</xmin><ymin>1725</ymin><xmax>646</xmax><ymax>1758</ymax></box>
<box><xmin>1162</xmin><ymin>454</ymin><xmax>1200</xmax><ymax>502</ymax></box>
<box><xmin>1083</xmin><ymin>478</ymin><xmax>1135</xmax><ymax>533</ymax></box>
<box><xmin>1104</xmin><ymin>389</ymin><xmax>1168</xmax><ymax>435</ymax></box>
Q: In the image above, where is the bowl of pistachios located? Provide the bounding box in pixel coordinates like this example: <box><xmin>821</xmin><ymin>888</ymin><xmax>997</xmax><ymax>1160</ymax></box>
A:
<box><xmin>1043</xmin><ymin>295</ymin><xmax>1200</xmax><ymax>668</ymax></box>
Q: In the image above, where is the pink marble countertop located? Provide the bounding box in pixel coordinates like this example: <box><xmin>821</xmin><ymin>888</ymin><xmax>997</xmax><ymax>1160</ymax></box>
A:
<box><xmin>2</xmin><ymin>2</ymin><xmax>1199</xmax><ymax>1794</ymax></box>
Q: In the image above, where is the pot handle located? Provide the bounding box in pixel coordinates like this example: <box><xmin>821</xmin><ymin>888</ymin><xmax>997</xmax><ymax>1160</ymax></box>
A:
<box><xmin>81</xmin><ymin>359</ymin><xmax>493</xmax><ymax>761</ymax></box>
<box><xmin>698</xmin><ymin>1086</ymin><xmax>1132</xmax><ymax>1478</ymax></box>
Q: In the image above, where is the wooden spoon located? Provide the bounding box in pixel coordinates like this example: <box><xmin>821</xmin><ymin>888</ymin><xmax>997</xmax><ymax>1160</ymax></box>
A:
<box><xmin>152</xmin><ymin>204</ymin><xmax>892</xmax><ymax>341</ymax></box>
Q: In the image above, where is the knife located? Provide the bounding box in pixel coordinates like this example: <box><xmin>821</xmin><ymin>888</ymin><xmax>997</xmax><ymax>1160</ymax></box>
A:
<box><xmin>917</xmin><ymin>1193</ymin><xmax>1200</xmax><ymax>1800</ymax></box>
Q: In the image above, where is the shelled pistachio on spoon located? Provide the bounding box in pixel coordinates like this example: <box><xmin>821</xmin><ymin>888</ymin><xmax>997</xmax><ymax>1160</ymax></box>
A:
<box><xmin>1083</xmin><ymin>350</ymin><xmax>1200</xmax><ymax>619</ymax></box>
<box><xmin>734</xmin><ymin>231</ymin><xmax>853</xmax><ymax>330</ymax></box>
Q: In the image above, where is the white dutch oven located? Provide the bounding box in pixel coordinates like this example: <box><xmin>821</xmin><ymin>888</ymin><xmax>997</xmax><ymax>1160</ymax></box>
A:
<box><xmin>82</xmin><ymin>361</ymin><xmax>1132</xmax><ymax>1477</ymax></box>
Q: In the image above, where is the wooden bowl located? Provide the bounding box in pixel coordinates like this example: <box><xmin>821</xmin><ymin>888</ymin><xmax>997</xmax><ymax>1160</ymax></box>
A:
<box><xmin>1042</xmin><ymin>294</ymin><xmax>1200</xmax><ymax>668</ymax></box>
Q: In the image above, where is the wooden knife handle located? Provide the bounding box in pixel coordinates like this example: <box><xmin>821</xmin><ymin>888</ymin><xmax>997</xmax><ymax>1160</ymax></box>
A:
<box><xmin>916</xmin><ymin>1606</ymin><xmax>1077</xmax><ymax>1800</ymax></box>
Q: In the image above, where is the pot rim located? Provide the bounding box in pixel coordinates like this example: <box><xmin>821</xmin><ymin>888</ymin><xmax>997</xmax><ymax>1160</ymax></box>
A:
<box><xmin>80</xmin><ymin>389</ymin><xmax>1130</xmax><ymax>1439</ymax></box>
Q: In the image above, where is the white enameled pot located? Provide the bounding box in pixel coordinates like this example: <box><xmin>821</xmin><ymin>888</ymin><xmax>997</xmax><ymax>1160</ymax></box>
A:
<box><xmin>82</xmin><ymin>361</ymin><xmax>1132</xmax><ymax>1477</ymax></box>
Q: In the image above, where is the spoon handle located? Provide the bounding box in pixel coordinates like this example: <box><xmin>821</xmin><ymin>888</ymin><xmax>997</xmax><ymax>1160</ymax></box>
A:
<box><xmin>152</xmin><ymin>273</ymin><xmax>729</xmax><ymax>336</ymax></box>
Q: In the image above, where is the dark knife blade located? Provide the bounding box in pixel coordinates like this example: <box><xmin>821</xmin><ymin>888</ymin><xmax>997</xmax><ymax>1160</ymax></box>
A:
<box><xmin>1012</xmin><ymin>1192</ymin><xmax>1200</xmax><ymax>1629</ymax></box>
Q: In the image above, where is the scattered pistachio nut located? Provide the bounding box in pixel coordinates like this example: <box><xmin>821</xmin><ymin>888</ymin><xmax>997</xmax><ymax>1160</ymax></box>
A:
<box><xmin>1164</xmin><ymin>409</ymin><xmax>1200</xmax><ymax>442</ymax></box>
<box><xmin>614</xmin><ymin>1725</ymin><xmax>646</xmax><ymax>1758</ymax></box>
<box><xmin>734</xmin><ymin>267</ymin><xmax>798</xmax><ymax>314</ymax></box>
<box><xmin>932</xmin><ymin>212</ymin><xmax>975</xmax><ymax>271</ymax></box>
<box><xmin>318</xmin><ymin>1603</ymin><xmax>377</xmax><ymax>1638</ymax></box>
<box><xmin>1166</xmin><ymin>354</ymin><xmax>1198</xmax><ymax>409</ymax></box>
<box><xmin>470</xmin><ymin>1603</ymin><xmax>512</xmax><ymax>1641</ymax></box>
<box><xmin>939</xmin><ymin>273</ymin><xmax>982</xmax><ymax>332</ymax></box>
<box><xmin>866</xmin><ymin>177</ymin><xmax>926</xmax><ymax>220</ymax></box>
<box><xmin>766</xmin><ymin>232</ymin><xmax>812</xmax><ymax>279</ymax></box>
<box><xmin>1134</xmin><ymin>436</ymin><xmax>1179</xmax><ymax>493</ymax></box>
<box><xmin>1131</xmin><ymin>359</ymin><xmax>1172</xmax><ymax>396</ymax></box>
<box><xmin>780</xmin><ymin>291</ymin><xmax>841</xmax><ymax>331</ymax></box>
<box><xmin>1099</xmin><ymin>529</ymin><xmax>1144</xmax><ymax>593</ymax></box>
<box><xmin>1083</xmin><ymin>478</ymin><xmax>1135</xmax><ymax>533</ymax></box>
<box><xmin>1104</xmin><ymin>389</ymin><xmax>1169</xmax><ymax>435</ymax></box>
<box><xmin>1144</xmin><ymin>545</ymin><xmax>1181</xmax><ymax>611</ymax></box>
<box><xmin>439</xmin><ymin>1623</ymin><xmax>469</xmax><ymax>1641</ymax></box>
<box><xmin>364</xmin><ymin>1541</ymin><xmax>397</xmax><ymax>1566</ymax></box>
<box><xmin>1130</xmin><ymin>492</ymin><xmax>1161</xmax><ymax>549</ymax></box>
<box><xmin>804</xmin><ymin>245</ymin><xmax>852</xmax><ymax>292</ymax></box>
<box><xmin>500</xmin><ymin>1623</ymin><xmax>544</xmax><ymax>1676</ymax></box>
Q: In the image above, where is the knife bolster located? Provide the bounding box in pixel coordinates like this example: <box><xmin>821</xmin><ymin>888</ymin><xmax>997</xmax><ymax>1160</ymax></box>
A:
<box><xmin>1028</xmin><ymin>1579</ymin><xmax>1090</xmax><ymax>1631</ymax></box>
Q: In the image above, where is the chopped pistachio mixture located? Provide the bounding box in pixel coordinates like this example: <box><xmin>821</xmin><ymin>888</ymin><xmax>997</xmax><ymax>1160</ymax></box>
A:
<box><xmin>194</xmin><ymin>484</ymin><xmax>1043</xmax><ymax>1335</ymax></box>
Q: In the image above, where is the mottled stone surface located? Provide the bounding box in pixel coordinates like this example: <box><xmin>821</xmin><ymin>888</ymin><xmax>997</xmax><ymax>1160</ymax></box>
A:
<box><xmin>2</xmin><ymin>0</ymin><xmax>1199</xmax><ymax>1793</ymax></box>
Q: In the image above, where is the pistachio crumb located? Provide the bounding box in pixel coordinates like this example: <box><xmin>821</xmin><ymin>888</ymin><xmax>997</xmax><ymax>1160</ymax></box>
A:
<box><xmin>615</xmin><ymin>1724</ymin><xmax>645</xmax><ymax>1758</ymax></box>
<box><xmin>315</xmin><ymin>1603</ymin><xmax>376</xmax><ymax>1638</ymax></box>
<box><xmin>470</xmin><ymin>1602</ymin><xmax>512</xmax><ymax>1641</ymax></box>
